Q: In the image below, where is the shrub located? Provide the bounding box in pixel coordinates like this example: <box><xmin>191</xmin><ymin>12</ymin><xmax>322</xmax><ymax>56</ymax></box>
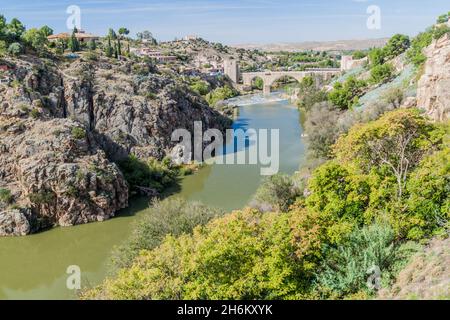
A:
<box><xmin>205</xmin><ymin>86</ymin><xmax>237</xmax><ymax>107</ymax></box>
<box><xmin>0</xmin><ymin>188</ymin><xmax>13</xmax><ymax>205</ymax></box>
<box><xmin>304</xmin><ymin>102</ymin><xmax>342</xmax><ymax>159</ymax></box>
<box><xmin>382</xmin><ymin>87</ymin><xmax>405</xmax><ymax>108</ymax></box>
<box><xmin>118</xmin><ymin>155</ymin><xmax>180</xmax><ymax>193</ymax></box>
<box><xmin>315</xmin><ymin>223</ymin><xmax>420</xmax><ymax>299</ymax></box>
<box><xmin>251</xmin><ymin>174</ymin><xmax>299</xmax><ymax>212</ymax></box>
<box><xmin>305</xmin><ymin>162</ymin><xmax>370</xmax><ymax>227</ymax></box>
<box><xmin>369</xmin><ymin>63</ymin><xmax>395</xmax><ymax>85</ymax></box>
<box><xmin>71</xmin><ymin>127</ymin><xmax>86</xmax><ymax>140</ymax></box>
<box><xmin>405</xmin><ymin>149</ymin><xmax>450</xmax><ymax>240</ymax></box>
<box><xmin>110</xmin><ymin>198</ymin><xmax>224</xmax><ymax>270</ymax></box>
<box><xmin>190</xmin><ymin>80</ymin><xmax>210</xmax><ymax>96</ymax></box>
<box><xmin>7</xmin><ymin>42</ymin><xmax>23</xmax><ymax>57</ymax></box>
<box><xmin>328</xmin><ymin>76</ymin><xmax>367</xmax><ymax>110</ymax></box>
<box><xmin>296</xmin><ymin>76</ymin><xmax>328</xmax><ymax>111</ymax></box>
<box><xmin>30</xmin><ymin>108</ymin><xmax>41</xmax><ymax>119</ymax></box>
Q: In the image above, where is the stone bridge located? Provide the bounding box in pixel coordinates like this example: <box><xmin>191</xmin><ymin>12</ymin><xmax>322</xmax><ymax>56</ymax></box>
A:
<box><xmin>242</xmin><ymin>69</ymin><xmax>341</xmax><ymax>95</ymax></box>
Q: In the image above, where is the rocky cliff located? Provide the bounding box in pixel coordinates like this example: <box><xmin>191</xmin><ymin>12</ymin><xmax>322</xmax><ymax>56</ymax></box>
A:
<box><xmin>0</xmin><ymin>54</ymin><xmax>230</xmax><ymax>236</ymax></box>
<box><xmin>417</xmin><ymin>34</ymin><xmax>450</xmax><ymax>122</ymax></box>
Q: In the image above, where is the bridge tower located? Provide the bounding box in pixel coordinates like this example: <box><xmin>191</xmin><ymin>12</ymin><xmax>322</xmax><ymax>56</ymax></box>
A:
<box><xmin>224</xmin><ymin>57</ymin><xmax>240</xmax><ymax>83</ymax></box>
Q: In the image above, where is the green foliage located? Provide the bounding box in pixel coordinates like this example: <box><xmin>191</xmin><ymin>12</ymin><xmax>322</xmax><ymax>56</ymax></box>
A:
<box><xmin>6</xmin><ymin>18</ymin><xmax>25</xmax><ymax>42</ymax></box>
<box><xmin>0</xmin><ymin>188</ymin><xmax>13</xmax><ymax>205</ymax></box>
<box><xmin>118</xmin><ymin>155</ymin><xmax>180</xmax><ymax>193</ymax></box>
<box><xmin>436</xmin><ymin>12</ymin><xmax>449</xmax><ymax>24</ymax></box>
<box><xmin>384</xmin><ymin>34</ymin><xmax>410</xmax><ymax>60</ymax></box>
<box><xmin>352</xmin><ymin>51</ymin><xmax>367</xmax><ymax>60</ymax></box>
<box><xmin>111</xmin><ymin>198</ymin><xmax>224</xmax><ymax>270</ymax></box>
<box><xmin>304</xmin><ymin>102</ymin><xmax>342</xmax><ymax>158</ymax></box>
<box><xmin>251</xmin><ymin>174</ymin><xmax>299</xmax><ymax>212</ymax></box>
<box><xmin>118</xmin><ymin>27</ymin><xmax>130</xmax><ymax>37</ymax></box>
<box><xmin>334</xmin><ymin>109</ymin><xmax>438</xmax><ymax>199</ymax></box>
<box><xmin>382</xmin><ymin>86</ymin><xmax>405</xmax><ymax>108</ymax></box>
<box><xmin>252</xmin><ymin>77</ymin><xmax>264</xmax><ymax>90</ymax></box>
<box><xmin>7</xmin><ymin>42</ymin><xmax>23</xmax><ymax>56</ymax></box>
<box><xmin>433</xmin><ymin>24</ymin><xmax>450</xmax><ymax>40</ymax></box>
<box><xmin>306</xmin><ymin>162</ymin><xmax>370</xmax><ymax>228</ymax></box>
<box><xmin>189</xmin><ymin>79</ymin><xmax>210</xmax><ymax>96</ymax></box>
<box><xmin>105</xmin><ymin>37</ymin><xmax>114</xmax><ymax>58</ymax></box>
<box><xmin>40</xmin><ymin>25</ymin><xmax>53</xmax><ymax>37</ymax></box>
<box><xmin>68</xmin><ymin>29</ymin><xmax>80</xmax><ymax>52</ymax></box>
<box><xmin>368</xmin><ymin>47</ymin><xmax>386</xmax><ymax>67</ymax></box>
<box><xmin>71</xmin><ymin>127</ymin><xmax>86</xmax><ymax>140</ymax></box>
<box><xmin>406</xmin><ymin>31</ymin><xmax>433</xmax><ymax>67</ymax></box>
<box><xmin>316</xmin><ymin>223</ymin><xmax>420</xmax><ymax>299</ymax></box>
<box><xmin>328</xmin><ymin>76</ymin><xmax>367</xmax><ymax>110</ymax></box>
<box><xmin>405</xmin><ymin>149</ymin><xmax>450</xmax><ymax>240</ymax></box>
<box><xmin>205</xmin><ymin>86</ymin><xmax>238</xmax><ymax>107</ymax></box>
<box><xmin>369</xmin><ymin>63</ymin><xmax>394</xmax><ymax>85</ymax></box>
<box><xmin>29</xmin><ymin>108</ymin><xmax>40</xmax><ymax>119</ymax></box>
<box><xmin>22</xmin><ymin>28</ymin><xmax>47</xmax><ymax>52</ymax></box>
<box><xmin>29</xmin><ymin>191</ymin><xmax>55</xmax><ymax>205</ymax></box>
<box><xmin>296</xmin><ymin>76</ymin><xmax>328</xmax><ymax>111</ymax></box>
<box><xmin>87</xmin><ymin>40</ymin><xmax>97</xmax><ymax>51</ymax></box>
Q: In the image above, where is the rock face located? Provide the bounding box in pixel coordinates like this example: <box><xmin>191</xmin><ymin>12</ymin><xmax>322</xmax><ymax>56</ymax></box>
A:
<box><xmin>417</xmin><ymin>34</ymin><xmax>450</xmax><ymax>122</ymax></box>
<box><xmin>0</xmin><ymin>54</ymin><xmax>229</xmax><ymax>236</ymax></box>
<box><xmin>0</xmin><ymin>117</ymin><xmax>129</xmax><ymax>233</ymax></box>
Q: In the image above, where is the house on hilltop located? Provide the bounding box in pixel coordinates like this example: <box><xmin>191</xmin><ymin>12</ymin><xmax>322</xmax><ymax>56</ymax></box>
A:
<box><xmin>47</xmin><ymin>30</ymin><xmax>99</xmax><ymax>43</ymax></box>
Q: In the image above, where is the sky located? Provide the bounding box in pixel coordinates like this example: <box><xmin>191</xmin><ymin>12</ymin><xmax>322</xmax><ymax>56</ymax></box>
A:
<box><xmin>0</xmin><ymin>0</ymin><xmax>449</xmax><ymax>44</ymax></box>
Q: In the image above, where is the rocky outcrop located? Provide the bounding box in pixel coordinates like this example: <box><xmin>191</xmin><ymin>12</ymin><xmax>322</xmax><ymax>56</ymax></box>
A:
<box><xmin>0</xmin><ymin>54</ymin><xmax>230</xmax><ymax>235</ymax></box>
<box><xmin>62</xmin><ymin>59</ymin><xmax>230</xmax><ymax>161</ymax></box>
<box><xmin>0</xmin><ymin>117</ymin><xmax>129</xmax><ymax>235</ymax></box>
<box><xmin>417</xmin><ymin>34</ymin><xmax>450</xmax><ymax>122</ymax></box>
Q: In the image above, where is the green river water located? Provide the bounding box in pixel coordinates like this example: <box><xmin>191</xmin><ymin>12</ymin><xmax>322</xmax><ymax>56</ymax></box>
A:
<box><xmin>0</xmin><ymin>97</ymin><xmax>306</xmax><ymax>300</ymax></box>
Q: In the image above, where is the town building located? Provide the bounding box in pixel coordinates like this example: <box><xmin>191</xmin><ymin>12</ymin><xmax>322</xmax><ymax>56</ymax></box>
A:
<box><xmin>47</xmin><ymin>30</ymin><xmax>99</xmax><ymax>43</ymax></box>
<box><xmin>130</xmin><ymin>48</ymin><xmax>177</xmax><ymax>63</ymax></box>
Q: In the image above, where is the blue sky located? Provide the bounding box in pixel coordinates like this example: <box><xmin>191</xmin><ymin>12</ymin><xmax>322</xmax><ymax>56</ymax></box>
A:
<box><xmin>1</xmin><ymin>0</ymin><xmax>449</xmax><ymax>44</ymax></box>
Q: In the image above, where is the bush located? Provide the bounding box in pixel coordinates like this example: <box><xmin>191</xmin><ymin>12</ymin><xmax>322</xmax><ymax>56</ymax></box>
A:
<box><xmin>250</xmin><ymin>174</ymin><xmax>299</xmax><ymax>212</ymax></box>
<box><xmin>316</xmin><ymin>223</ymin><xmax>419</xmax><ymax>299</ymax></box>
<box><xmin>190</xmin><ymin>79</ymin><xmax>210</xmax><ymax>96</ymax></box>
<box><xmin>405</xmin><ymin>149</ymin><xmax>450</xmax><ymax>240</ymax></box>
<box><xmin>304</xmin><ymin>102</ymin><xmax>342</xmax><ymax>158</ymax></box>
<box><xmin>0</xmin><ymin>188</ymin><xmax>13</xmax><ymax>205</ymax></box>
<box><xmin>7</xmin><ymin>42</ymin><xmax>23</xmax><ymax>57</ymax></box>
<box><xmin>71</xmin><ymin>127</ymin><xmax>86</xmax><ymax>140</ymax></box>
<box><xmin>205</xmin><ymin>86</ymin><xmax>237</xmax><ymax>107</ymax></box>
<box><xmin>118</xmin><ymin>155</ymin><xmax>180</xmax><ymax>193</ymax></box>
<box><xmin>296</xmin><ymin>76</ymin><xmax>328</xmax><ymax>111</ymax></box>
<box><xmin>110</xmin><ymin>198</ymin><xmax>224</xmax><ymax>270</ymax></box>
<box><xmin>369</xmin><ymin>63</ymin><xmax>394</xmax><ymax>85</ymax></box>
<box><xmin>328</xmin><ymin>76</ymin><xmax>367</xmax><ymax>110</ymax></box>
<box><xmin>382</xmin><ymin>87</ymin><xmax>405</xmax><ymax>107</ymax></box>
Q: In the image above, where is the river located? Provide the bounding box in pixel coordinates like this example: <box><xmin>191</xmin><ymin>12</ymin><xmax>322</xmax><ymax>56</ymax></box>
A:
<box><xmin>0</xmin><ymin>94</ymin><xmax>306</xmax><ymax>300</ymax></box>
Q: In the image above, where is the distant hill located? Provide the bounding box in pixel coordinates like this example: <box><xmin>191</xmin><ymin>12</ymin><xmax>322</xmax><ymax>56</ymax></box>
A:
<box><xmin>233</xmin><ymin>38</ymin><xmax>389</xmax><ymax>52</ymax></box>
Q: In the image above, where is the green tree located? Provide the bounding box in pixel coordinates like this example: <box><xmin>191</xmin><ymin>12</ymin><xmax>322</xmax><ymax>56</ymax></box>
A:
<box><xmin>369</xmin><ymin>63</ymin><xmax>394</xmax><ymax>85</ymax></box>
<box><xmin>368</xmin><ymin>47</ymin><xmax>386</xmax><ymax>67</ymax></box>
<box><xmin>328</xmin><ymin>76</ymin><xmax>367</xmax><ymax>110</ymax></box>
<box><xmin>7</xmin><ymin>42</ymin><xmax>23</xmax><ymax>56</ymax></box>
<box><xmin>40</xmin><ymin>25</ymin><xmax>53</xmax><ymax>37</ymax></box>
<box><xmin>405</xmin><ymin>149</ymin><xmax>450</xmax><ymax>240</ymax></box>
<box><xmin>88</xmin><ymin>39</ymin><xmax>97</xmax><ymax>51</ymax></box>
<box><xmin>118</xmin><ymin>27</ymin><xmax>130</xmax><ymax>37</ymax></box>
<box><xmin>68</xmin><ymin>29</ymin><xmax>80</xmax><ymax>52</ymax></box>
<box><xmin>334</xmin><ymin>109</ymin><xmax>439</xmax><ymax>199</ymax></box>
<box><xmin>22</xmin><ymin>28</ymin><xmax>47</xmax><ymax>52</ymax></box>
<box><xmin>6</xmin><ymin>18</ymin><xmax>25</xmax><ymax>41</ymax></box>
<box><xmin>384</xmin><ymin>34</ymin><xmax>410</xmax><ymax>59</ymax></box>
<box><xmin>105</xmin><ymin>36</ymin><xmax>113</xmax><ymax>57</ymax></box>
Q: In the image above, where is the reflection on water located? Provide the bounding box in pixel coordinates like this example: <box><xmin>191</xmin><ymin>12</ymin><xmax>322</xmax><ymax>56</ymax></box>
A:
<box><xmin>0</xmin><ymin>97</ymin><xmax>305</xmax><ymax>300</ymax></box>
